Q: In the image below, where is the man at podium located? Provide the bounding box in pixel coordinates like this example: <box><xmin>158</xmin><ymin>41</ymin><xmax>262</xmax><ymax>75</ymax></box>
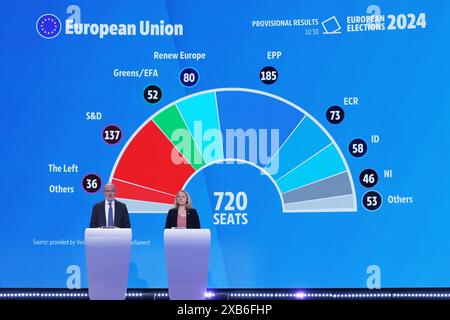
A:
<box><xmin>89</xmin><ymin>183</ymin><xmax>131</xmax><ymax>228</ymax></box>
<box><xmin>165</xmin><ymin>190</ymin><xmax>200</xmax><ymax>229</ymax></box>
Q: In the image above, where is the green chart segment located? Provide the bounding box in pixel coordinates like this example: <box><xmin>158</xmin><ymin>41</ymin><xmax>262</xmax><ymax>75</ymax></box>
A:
<box><xmin>153</xmin><ymin>104</ymin><xmax>206</xmax><ymax>170</ymax></box>
<box><xmin>110</xmin><ymin>88</ymin><xmax>357</xmax><ymax>213</ymax></box>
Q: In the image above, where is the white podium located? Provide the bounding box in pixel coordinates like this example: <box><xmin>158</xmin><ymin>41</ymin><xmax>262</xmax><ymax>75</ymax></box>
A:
<box><xmin>85</xmin><ymin>228</ymin><xmax>132</xmax><ymax>300</ymax></box>
<box><xmin>164</xmin><ymin>228</ymin><xmax>211</xmax><ymax>300</ymax></box>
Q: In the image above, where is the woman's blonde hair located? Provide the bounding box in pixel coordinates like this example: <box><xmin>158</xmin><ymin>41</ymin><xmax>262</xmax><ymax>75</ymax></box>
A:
<box><xmin>173</xmin><ymin>190</ymin><xmax>192</xmax><ymax>210</ymax></box>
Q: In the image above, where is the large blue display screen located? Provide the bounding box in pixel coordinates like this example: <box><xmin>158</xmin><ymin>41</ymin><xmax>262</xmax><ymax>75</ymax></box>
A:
<box><xmin>1</xmin><ymin>1</ymin><xmax>449</xmax><ymax>288</ymax></box>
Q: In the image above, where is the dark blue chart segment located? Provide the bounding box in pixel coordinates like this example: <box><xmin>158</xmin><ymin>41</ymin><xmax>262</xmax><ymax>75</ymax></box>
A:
<box><xmin>216</xmin><ymin>90</ymin><xmax>302</xmax><ymax>168</ymax></box>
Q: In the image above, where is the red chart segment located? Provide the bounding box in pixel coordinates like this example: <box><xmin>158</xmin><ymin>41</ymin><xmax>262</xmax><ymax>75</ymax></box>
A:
<box><xmin>112</xmin><ymin>120</ymin><xmax>195</xmax><ymax>203</ymax></box>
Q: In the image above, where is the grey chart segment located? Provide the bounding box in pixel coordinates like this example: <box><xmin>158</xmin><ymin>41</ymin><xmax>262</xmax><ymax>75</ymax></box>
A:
<box><xmin>284</xmin><ymin>194</ymin><xmax>354</xmax><ymax>212</ymax></box>
<box><xmin>282</xmin><ymin>172</ymin><xmax>353</xmax><ymax>203</ymax></box>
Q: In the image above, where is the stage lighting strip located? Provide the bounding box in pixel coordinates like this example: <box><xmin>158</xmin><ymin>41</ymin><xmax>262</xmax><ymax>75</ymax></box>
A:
<box><xmin>229</xmin><ymin>292</ymin><xmax>450</xmax><ymax>299</ymax></box>
<box><xmin>1</xmin><ymin>291</ymin><xmax>450</xmax><ymax>299</ymax></box>
<box><xmin>0</xmin><ymin>292</ymin><xmax>144</xmax><ymax>299</ymax></box>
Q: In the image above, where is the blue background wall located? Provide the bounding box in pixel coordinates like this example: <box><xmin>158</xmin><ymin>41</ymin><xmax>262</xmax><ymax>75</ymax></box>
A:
<box><xmin>0</xmin><ymin>0</ymin><xmax>449</xmax><ymax>288</ymax></box>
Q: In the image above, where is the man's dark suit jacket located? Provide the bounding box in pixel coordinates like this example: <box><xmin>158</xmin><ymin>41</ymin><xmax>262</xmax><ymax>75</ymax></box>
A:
<box><xmin>165</xmin><ymin>208</ymin><xmax>200</xmax><ymax>229</ymax></box>
<box><xmin>90</xmin><ymin>200</ymin><xmax>131</xmax><ymax>228</ymax></box>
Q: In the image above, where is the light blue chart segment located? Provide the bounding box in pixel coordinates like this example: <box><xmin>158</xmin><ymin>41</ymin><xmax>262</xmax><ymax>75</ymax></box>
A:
<box><xmin>276</xmin><ymin>144</ymin><xmax>346</xmax><ymax>193</ymax></box>
<box><xmin>266</xmin><ymin>117</ymin><xmax>332</xmax><ymax>180</ymax></box>
<box><xmin>176</xmin><ymin>92</ymin><xmax>224</xmax><ymax>163</ymax></box>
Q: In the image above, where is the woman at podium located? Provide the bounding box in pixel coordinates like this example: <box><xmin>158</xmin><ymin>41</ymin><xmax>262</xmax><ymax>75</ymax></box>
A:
<box><xmin>165</xmin><ymin>190</ymin><xmax>200</xmax><ymax>229</ymax></box>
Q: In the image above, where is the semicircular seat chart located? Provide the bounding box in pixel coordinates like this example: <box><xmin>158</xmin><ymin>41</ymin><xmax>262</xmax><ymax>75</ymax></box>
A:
<box><xmin>109</xmin><ymin>88</ymin><xmax>357</xmax><ymax>213</ymax></box>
